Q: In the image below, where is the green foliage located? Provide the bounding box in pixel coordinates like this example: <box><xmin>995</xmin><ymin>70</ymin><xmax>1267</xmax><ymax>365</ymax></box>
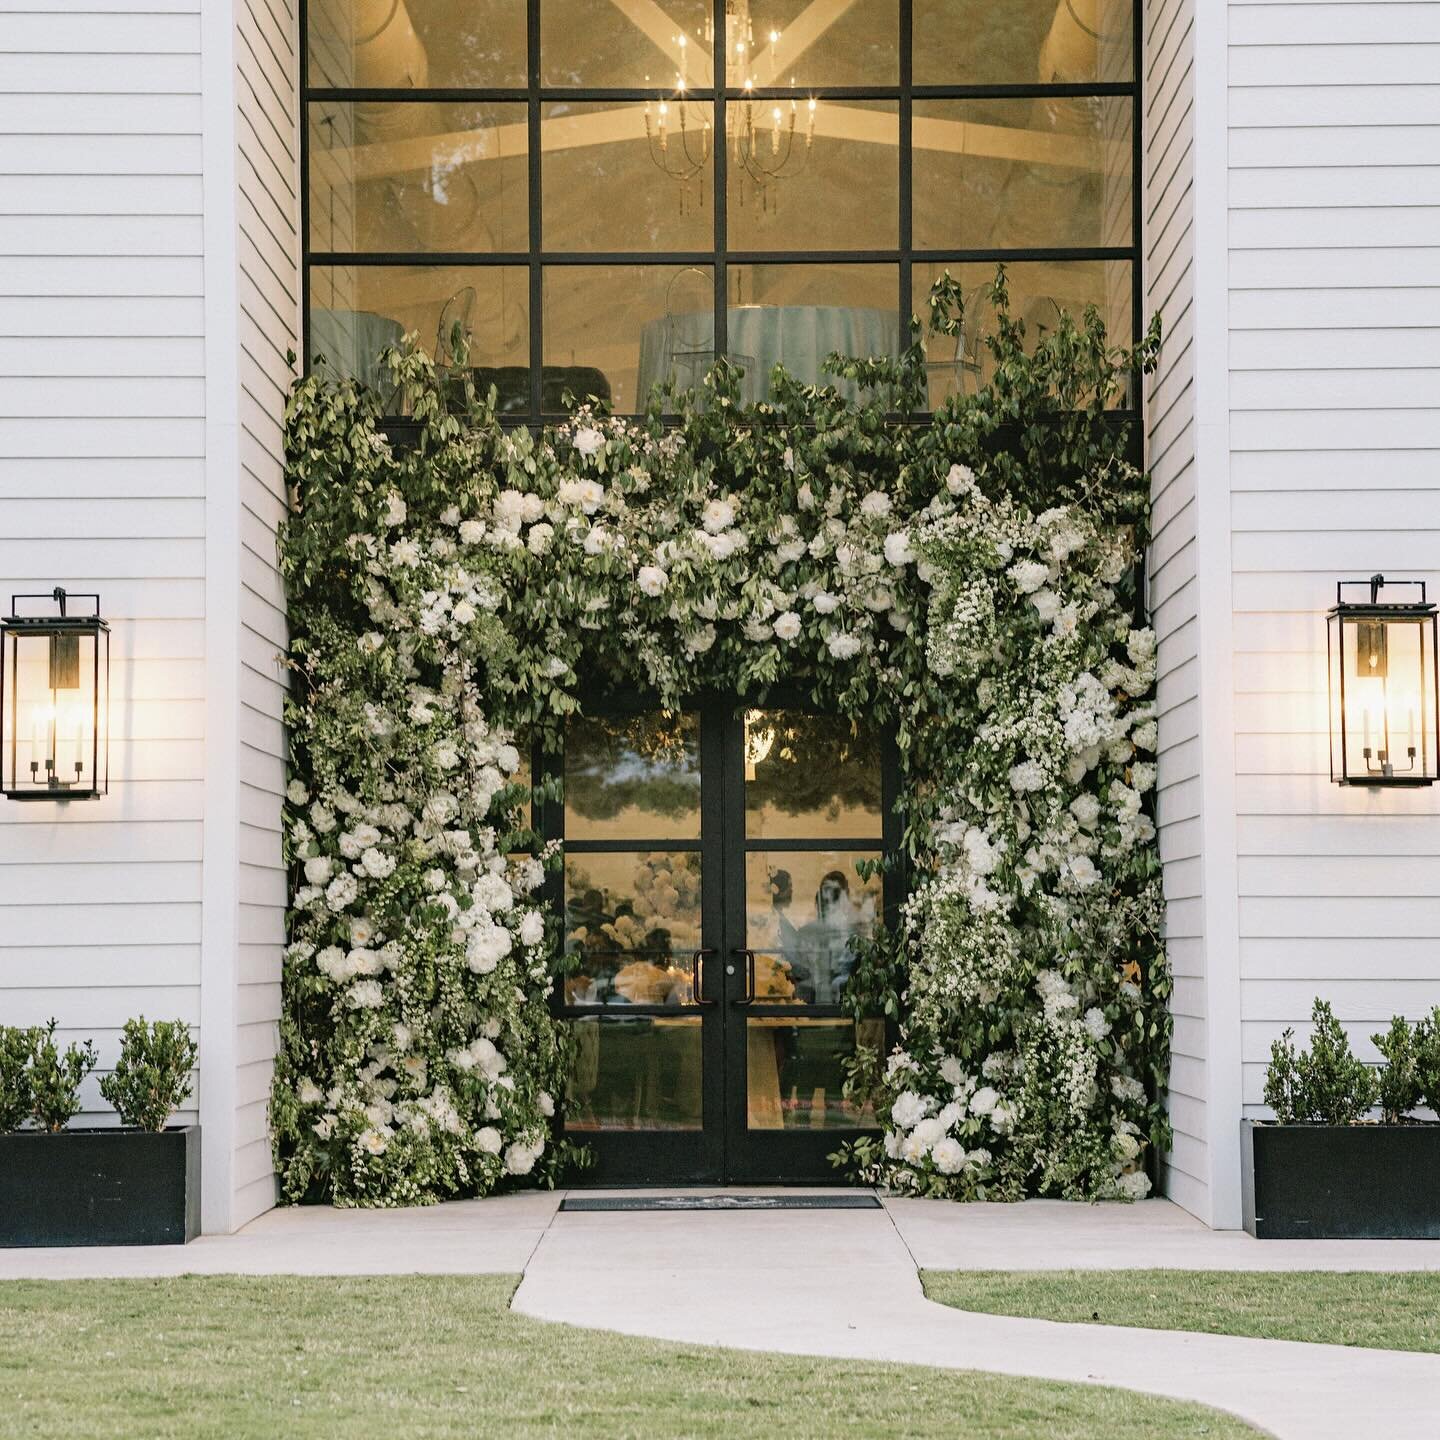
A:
<box><xmin>1413</xmin><ymin>1006</ymin><xmax>1440</xmax><ymax>1117</ymax></box>
<box><xmin>273</xmin><ymin>269</ymin><xmax>1171</xmax><ymax>1205</ymax></box>
<box><xmin>0</xmin><ymin>1025</ymin><xmax>41</xmax><ymax>1132</ymax></box>
<box><xmin>1372</xmin><ymin>1015</ymin><xmax>1423</xmax><ymax>1125</ymax></box>
<box><xmin>27</xmin><ymin>1020</ymin><xmax>97</xmax><ymax>1133</ymax></box>
<box><xmin>98</xmin><ymin>1017</ymin><xmax>198</xmax><ymax>1131</ymax></box>
<box><xmin>1264</xmin><ymin>999</ymin><xmax>1378</xmax><ymax>1125</ymax></box>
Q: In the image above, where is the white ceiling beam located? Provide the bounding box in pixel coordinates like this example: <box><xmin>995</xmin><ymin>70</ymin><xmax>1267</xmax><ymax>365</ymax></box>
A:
<box><xmin>748</xmin><ymin>0</ymin><xmax>861</xmax><ymax>83</ymax></box>
<box><xmin>604</xmin><ymin>0</ymin><xmax>712</xmax><ymax>80</ymax></box>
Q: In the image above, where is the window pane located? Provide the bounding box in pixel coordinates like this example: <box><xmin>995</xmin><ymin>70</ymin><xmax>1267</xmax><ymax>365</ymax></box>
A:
<box><xmin>564</xmin><ymin>712</ymin><xmax>701</xmax><ymax>841</ymax></box>
<box><xmin>723</xmin><ymin>0</ymin><xmax>898</xmax><ymax>86</ymax></box>
<box><xmin>914</xmin><ymin>0</ymin><xmax>1134</xmax><ymax>86</ymax></box>
<box><xmin>542</xmin><ymin>101</ymin><xmax>713</xmax><ymax>253</ymax></box>
<box><xmin>308</xmin><ymin>102</ymin><xmax>527</xmax><ymax>255</ymax></box>
<box><xmin>912</xmin><ymin>260</ymin><xmax>1133</xmax><ymax>408</ymax></box>
<box><xmin>913</xmin><ymin>98</ymin><xmax>1133</xmax><ymax>251</ymax></box>
<box><xmin>543</xmin><ymin>0</ymin><xmax>713</xmax><ymax>87</ymax></box>
<box><xmin>309</xmin><ymin>265</ymin><xmax>529</xmax><ymax>404</ymax></box>
<box><xmin>566</xmin><ymin>1016</ymin><xmax>703</xmax><ymax>1131</ymax></box>
<box><xmin>565</xmin><ymin>851</ymin><xmax>703</xmax><ymax>959</ymax></box>
<box><xmin>725</xmin><ymin>263</ymin><xmax>898</xmax><ymax>402</ymax></box>
<box><xmin>744</xmin><ymin>710</ymin><xmax>883</xmax><ymax>840</ymax></box>
<box><xmin>544</xmin><ymin>264</ymin><xmax>712</xmax><ymax>414</ymax></box>
<box><xmin>748</xmin><ymin>1018</ymin><xmax>884</xmax><ymax>1130</ymax></box>
<box><xmin>307</xmin><ymin>0</ymin><xmax>526</xmax><ymax>90</ymax></box>
<box><xmin>726</xmin><ymin>99</ymin><xmax>897</xmax><ymax>252</ymax></box>
<box><xmin>745</xmin><ymin>851</ymin><xmax>882</xmax><ymax>1003</ymax></box>
<box><xmin>563</xmin><ymin>950</ymin><xmax>695</xmax><ymax>1007</ymax></box>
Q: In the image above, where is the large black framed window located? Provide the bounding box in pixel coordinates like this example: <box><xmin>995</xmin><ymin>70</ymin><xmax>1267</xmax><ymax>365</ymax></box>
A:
<box><xmin>302</xmin><ymin>0</ymin><xmax>1142</xmax><ymax>420</ymax></box>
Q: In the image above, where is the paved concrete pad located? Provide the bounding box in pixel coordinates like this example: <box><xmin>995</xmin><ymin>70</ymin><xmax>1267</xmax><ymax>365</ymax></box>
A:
<box><xmin>0</xmin><ymin>1191</ymin><xmax>561</xmax><ymax>1280</ymax></box>
<box><xmin>512</xmin><ymin>1193</ymin><xmax>1440</xmax><ymax>1440</ymax></box>
<box><xmin>887</xmin><ymin>1195</ymin><xmax>1440</xmax><ymax>1272</ymax></box>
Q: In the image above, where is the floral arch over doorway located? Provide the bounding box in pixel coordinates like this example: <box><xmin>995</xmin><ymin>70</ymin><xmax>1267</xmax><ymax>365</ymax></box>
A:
<box><xmin>270</xmin><ymin>279</ymin><xmax>1169</xmax><ymax>1207</ymax></box>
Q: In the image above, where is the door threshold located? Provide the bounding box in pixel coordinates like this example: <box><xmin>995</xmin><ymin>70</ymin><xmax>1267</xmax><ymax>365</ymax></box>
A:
<box><xmin>559</xmin><ymin>1193</ymin><xmax>882</xmax><ymax>1212</ymax></box>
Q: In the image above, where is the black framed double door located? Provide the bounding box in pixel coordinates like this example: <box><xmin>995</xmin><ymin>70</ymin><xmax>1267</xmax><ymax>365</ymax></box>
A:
<box><xmin>556</xmin><ymin>702</ymin><xmax>894</xmax><ymax>1185</ymax></box>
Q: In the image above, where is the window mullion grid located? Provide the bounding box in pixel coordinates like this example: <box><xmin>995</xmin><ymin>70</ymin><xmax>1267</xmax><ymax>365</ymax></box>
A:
<box><xmin>712</xmin><ymin>0</ymin><xmax>728</xmax><ymax>368</ymax></box>
<box><xmin>898</xmin><ymin>0</ymin><xmax>913</xmax><ymax>366</ymax></box>
<box><xmin>528</xmin><ymin>0</ymin><xmax>543</xmax><ymax>422</ymax></box>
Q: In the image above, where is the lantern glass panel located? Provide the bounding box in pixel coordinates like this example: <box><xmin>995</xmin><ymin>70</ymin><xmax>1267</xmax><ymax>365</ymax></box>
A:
<box><xmin>3</xmin><ymin>625</ymin><xmax>105</xmax><ymax>798</ymax></box>
<box><xmin>1336</xmin><ymin>612</ymin><xmax>1437</xmax><ymax>784</ymax></box>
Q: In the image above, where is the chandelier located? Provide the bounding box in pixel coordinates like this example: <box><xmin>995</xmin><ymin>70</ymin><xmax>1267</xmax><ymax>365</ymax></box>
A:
<box><xmin>645</xmin><ymin>1</ymin><xmax>817</xmax><ymax>215</ymax></box>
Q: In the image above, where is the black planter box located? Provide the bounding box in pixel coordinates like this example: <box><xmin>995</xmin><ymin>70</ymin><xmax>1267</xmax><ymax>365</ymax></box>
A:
<box><xmin>1241</xmin><ymin>1118</ymin><xmax>1440</xmax><ymax>1239</ymax></box>
<box><xmin>0</xmin><ymin>1125</ymin><xmax>200</xmax><ymax>1247</ymax></box>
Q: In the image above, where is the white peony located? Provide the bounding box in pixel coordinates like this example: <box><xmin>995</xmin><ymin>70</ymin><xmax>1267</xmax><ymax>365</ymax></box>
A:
<box><xmin>518</xmin><ymin>909</ymin><xmax>545</xmax><ymax>947</ymax></box>
<box><xmin>286</xmin><ymin>779</ymin><xmax>309</xmax><ymax>805</ymax></box>
<box><xmin>303</xmin><ymin>856</ymin><xmax>334</xmax><ymax>886</ymax></box>
<box><xmin>883</xmin><ymin>530</ymin><xmax>914</xmax><ymax>567</ymax></box>
<box><xmin>325</xmin><ymin>873</ymin><xmax>358</xmax><ymax>911</ymax></box>
<box><xmin>382</xmin><ymin>491</ymin><xmax>407</xmax><ymax>527</ymax></box>
<box><xmin>826</xmin><ymin>632</ymin><xmax>863</xmax><ymax>660</ymax></box>
<box><xmin>860</xmin><ymin>490</ymin><xmax>892</xmax><ymax>519</ymax></box>
<box><xmin>946</xmin><ymin>463</ymin><xmax>975</xmax><ymax>495</ymax></box>
<box><xmin>1031</xmin><ymin>588</ymin><xmax>1061</xmax><ymax>622</ymax></box>
<box><xmin>702</xmin><ymin>497</ymin><xmax>736</xmax><ymax>534</ymax></box>
<box><xmin>1069</xmin><ymin>793</ymin><xmax>1101</xmax><ymax>829</ymax></box>
<box><xmin>891</xmin><ymin>1090</ymin><xmax>928</xmax><ymax>1128</ymax></box>
<box><xmin>459</xmin><ymin>519</ymin><xmax>486</xmax><ymax>545</ymax></box>
<box><xmin>773</xmin><ymin>610</ymin><xmax>802</xmax><ymax>641</ymax></box>
<box><xmin>932</xmin><ymin>1137</ymin><xmax>967</xmax><ymax>1175</ymax></box>
<box><xmin>637</xmin><ymin>565</ymin><xmax>669</xmax><ymax>597</ymax></box>
<box><xmin>466</xmin><ymin>923</ymin><xmax>513</xmax><ymax>974</ymax></box>
<box><xmin>475</xmin><ymin>1126</ymin><xmax>502</xmax><ymax>1155</ymax></box>
<box><xmin>968</xmin><ymin>1086</ymin><xmax>999</xmax><ymax>1117</ymax></box>
<box><xmin>1066</xmin><ymin>854</ymin><xmax>1100</xmax><ymax>889</ymax></box>
<box><xmin>346</xmin><ymin>979</ymin><xmax>384</xmax><ymax>1009</ymax></box>
<box><xmin>360</xmin><ymin>847</ymin><xmax>395</xmax><ymax>880</ymax></box>
<box><xmin>811</xmin><ymin>591</ymin><xmax>840</xmax><ymax>615</ymax></box>
<box><xmin>1007</xmin><ymin>560</ymin><xmax>1050</xmax><ymax>594</ymax></box>
<box><xmin>358</xmin><ymin>1127</ymin><xmax>388</xmax><ymax>1155</ymax></box>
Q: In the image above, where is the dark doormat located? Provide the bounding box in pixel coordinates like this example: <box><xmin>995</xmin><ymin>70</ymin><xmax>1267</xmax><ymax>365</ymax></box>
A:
<box><xmin>560</xmin><ymin>1194</ymin><xmax>882</xmax><ymax>1212</ymax></box>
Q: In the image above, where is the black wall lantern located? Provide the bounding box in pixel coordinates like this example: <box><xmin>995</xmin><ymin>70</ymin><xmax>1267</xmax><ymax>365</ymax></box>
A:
<box><xmin>1</xmin><ymin>588</ymin><xmax>109</xmax><ymax>801</ymax></box>
<box><xmin>1328</xmin><ymin>575</ymin><xmax>1438</xmax><ymax>787</ymax></box>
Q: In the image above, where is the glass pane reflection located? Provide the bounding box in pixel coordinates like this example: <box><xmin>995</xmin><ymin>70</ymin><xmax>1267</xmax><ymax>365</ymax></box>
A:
<box><xmin>546</xmin><ymin>264</ymin><xmax>713</xmax><ymax>415</ymax></box>
<box><xmin>307</xmin><ymin>0</ymin><xmax>526</xmax><ymax>89</ymax></box>
<box><xmin>912</xmin><ymin>260</ymin><xmax>1133</xmax><ymax>409</ymax></box>
<box><xmin>747</xmin><ymin>1018</ymin><xmax>884</xmax><ymax>1130</ymax></box>
<box><xmin>565</xmin><ymin>713</ymin><xmax>701</xmax><ymax>841</ymax></box>
<box><xmin>307</xmin><ymin>101</ymin><xmax>527</xmax><ymax>255</ymax></box>
<box><xmin>308</xmin><ymin>265</ymin><xmax>529</xmax><ymax>401</ymax></box>
<box><xmin>564</xmin><ymin>950</ymin><xmax>694</xmax><ymax>1007</ymax></box>
<box><xmin>746</xmin><ymin>852</ymin><xmax>882</xmax><ymax>1004</ymax></box>
<box><xmin>744</xmin><ymin>710</ymin><xmax>882</xmax><ymax>839</ymax></box>
<box><xmin>565</xmin><ymin>851</ymin><xmax>703</xmax><ymax>958</ymax></box>
<box><xmin>566</xmin><ymin>1016</ymin><xmax>703</xmax><ymax>1131</ymax></box>
<box><xmin>543</xmin><ymin>0</ymin><xmax>713</xmax><ymax>87</ymax></box>
<box><xmin>913</xmin><ymin>0</ymin><xmax>1133</xmax><ymax>86</ymax></box>
<box><xmin>913</xmin><ymin>98</ymin><xmax>1134</xmax><ymax>252</ymax></box>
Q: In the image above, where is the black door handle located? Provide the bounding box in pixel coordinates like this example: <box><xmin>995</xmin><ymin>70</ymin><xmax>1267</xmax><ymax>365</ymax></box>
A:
<box><xmin>731</xmin><ymin>948</ymin><xmax>756</xmax><ymax>1005</ymax></box>
<box><xmin>690</xmin><ymin>948</ymin><xmax>717</xmax><ymax>1006</ymax></box>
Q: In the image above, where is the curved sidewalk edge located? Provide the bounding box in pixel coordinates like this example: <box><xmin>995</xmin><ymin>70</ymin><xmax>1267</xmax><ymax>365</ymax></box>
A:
<box><xmin>511</xmin><ymin>1199</ymin><xmax>1440</xmax><ymax>1440</ymax></box>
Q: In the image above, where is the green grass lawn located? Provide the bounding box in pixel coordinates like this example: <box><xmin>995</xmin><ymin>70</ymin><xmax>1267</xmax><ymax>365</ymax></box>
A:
<box><xmin>923</xmin><ymin>1269</ymin><xmax>1440</xmax><ymax>1354</ymax></box>
<box><xmin>0</xmin><ymin>1274</ymin><xmax>1257</xmax><ymax>1439</ymax></box>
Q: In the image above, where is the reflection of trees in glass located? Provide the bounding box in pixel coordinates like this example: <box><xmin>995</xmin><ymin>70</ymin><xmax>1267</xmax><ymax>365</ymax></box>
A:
<box><xmin>564</xmin><ymin>851</ymin><xmax>702</xmax><ymax>956</ymax></box>
<box><xmin>746</xmin><ymin>713</ymin><xmax>882</xmax><ymax>821</ymax></box>
<box><xmin>564</xmin><ymin>713</ymin><xmax>700</xmax><ymax>823</ymax></box>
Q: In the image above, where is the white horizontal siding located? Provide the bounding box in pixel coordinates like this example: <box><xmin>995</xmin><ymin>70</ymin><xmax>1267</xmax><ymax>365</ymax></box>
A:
<box><xmin>1227</xmin><ymin>0</ymin><xmax>1440</xmax><ymax>1116</ymax></box>
<box><xmin>1145</xmin><ymin>0</ymin><xmax>1209</xmax><ymax>1219</ymax></box>
<box><xmin>0</xmin><ymin>0</ymin><xmax>205</xmax><ymax>1129</ymax></box>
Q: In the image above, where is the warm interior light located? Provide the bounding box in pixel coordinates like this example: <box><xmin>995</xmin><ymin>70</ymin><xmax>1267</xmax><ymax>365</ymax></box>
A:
<box><xmin>744</xmin><ymin>710</ymin><xmax>776</xmax><ymax>781</ymax></box>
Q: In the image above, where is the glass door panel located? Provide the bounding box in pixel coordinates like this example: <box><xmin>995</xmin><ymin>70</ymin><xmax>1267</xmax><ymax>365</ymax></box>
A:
<box><xmin>557</xmin><ymin>703</ymin><xmax>891</xmax><ymax>1183</ymax></box>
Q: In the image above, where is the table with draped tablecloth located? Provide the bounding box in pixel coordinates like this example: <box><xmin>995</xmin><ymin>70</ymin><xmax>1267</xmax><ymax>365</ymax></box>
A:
<box><xmin>637</xmin><ymin>304</ymin><xmax>901</xmax><ymax>406</ymax></box>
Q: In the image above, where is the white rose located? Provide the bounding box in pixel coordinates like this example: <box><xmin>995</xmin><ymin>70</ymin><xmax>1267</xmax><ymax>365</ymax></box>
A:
<box><xmin>637</xmin><ymin>565</ymin><xmax>669</xmax><ymax>598</ymax></box>
<box><xmin>883</xmin><ymin>530</ymin><xmax>914</xmax><ymax>567</ymax></box>
<box><xmin>891</xmin><ymin>1090</ymin><xmax>928</xmax><ymax>1128</ymax></box>
<box><xmin>346</xmin><ymin>979</ymin><xmax>384</xmax><ymax>1010</ymax></box>
<box><xmin>382</xmin><ymin>491</ymin><xmax>407</xmax><ymax>527</ymax></box>
<box><xmin>358</xmin><ymin>1127</ymin><xmax>388</xmax><ymax>1155</ymax></box>
<box><xmin>1069</xmin><ymin>794</ymin><xmax>1102</xmax><ymax>829</ymax></box>
<box><xmin>325</xmin><ymin>873</ymin><xmax>358</xmax><ymax>912</ymax></box>
<box><xmin>1066</xmin><ymin>855</ymin><xmax>1100</xmax><ymax>889</ymax></box>
<box><xmin>360</xmin><ymin>847</ymin><xmax>396</xmax><ymax>880</ymax></box>
<box><xmin>572</xmin><ymin>426</ymin><xmax>604</xmax><ymax>458</ymax></box>
<box><xmin>860</xmin><ymin>490</ymin><xmax>892</xmax><ymax>519</ymax></box>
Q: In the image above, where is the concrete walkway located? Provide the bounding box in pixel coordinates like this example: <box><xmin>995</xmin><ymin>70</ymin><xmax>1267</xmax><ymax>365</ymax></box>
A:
<box><xmin>6</xmin><ymin>1191</ymin><xmax>1440</xmax><ymax>1438</ymax></box>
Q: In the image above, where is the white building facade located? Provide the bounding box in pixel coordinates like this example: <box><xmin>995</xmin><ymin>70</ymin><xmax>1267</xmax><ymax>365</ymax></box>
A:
<box><xmin>0</xmin><ymin>0</ymin><xmax>1435</xmax><ymax>1233</ymax></box>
